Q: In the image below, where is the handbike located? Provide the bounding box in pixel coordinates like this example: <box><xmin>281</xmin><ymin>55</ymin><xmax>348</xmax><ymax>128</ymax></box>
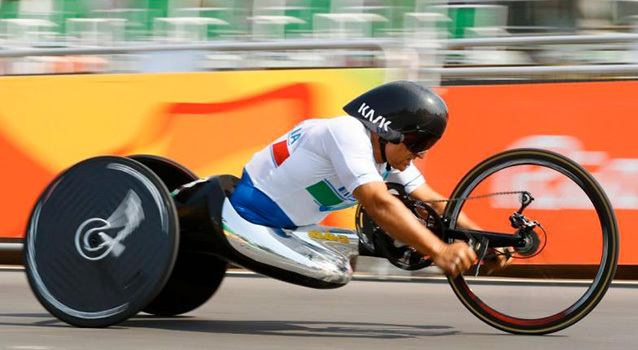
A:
<box><xmin>24</xmin><ymin>149</ymin><xmax>618</xmax><ymax>334</ymax></box>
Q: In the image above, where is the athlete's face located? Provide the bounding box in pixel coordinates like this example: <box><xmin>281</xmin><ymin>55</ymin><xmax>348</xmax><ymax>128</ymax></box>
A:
<box><xmin>385</xmin><ymin>142</ymin><xmax>425</xmax><ymax>171</ymax></box>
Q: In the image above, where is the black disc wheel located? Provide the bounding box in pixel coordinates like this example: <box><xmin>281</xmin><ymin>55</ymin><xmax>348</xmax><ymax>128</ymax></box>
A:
<box><xmin>444</xmin><ymin>149</ymin><xmax>619</xmax><ymax>335</ymax></box>
<box><xmin>24</xmin><ymin>156</ymin><xmax>179</xmax><ymax>327</ymax></box>
<box><xmin>129</xmin><ymin>155</ymin><xmax>228</xmax><ymax>316</ymax></box>
<box><xmin>142</xmin><ymin>250</ymin><xmax>227</xmax><ymax>316</ymax></box>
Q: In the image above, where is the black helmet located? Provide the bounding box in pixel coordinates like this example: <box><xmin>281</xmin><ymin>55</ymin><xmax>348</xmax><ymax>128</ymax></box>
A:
<box><xmin>343</xmin><ymin>81</ymin><xmax>448</xmax><ymax>153</ymax></box>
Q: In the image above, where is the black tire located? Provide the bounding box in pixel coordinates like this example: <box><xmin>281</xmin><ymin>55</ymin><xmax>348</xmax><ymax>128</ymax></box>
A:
<box><xmin>130</xmin><ymin>155</ymin><xmax>228</xmax><ymax>316</ymax></box>
<box><xmin>444</xmin><ymin>149</ymin><xmax>619</xmax><ymax>335</ymax></box>
<box><xmin>24</xmin><ymin>156</ymin><xmax>179</xmax><ymax>327</ymax></box>
<box><xmin>142</xmin><ymin>251</ymin><xmax>227</xmax><ymax>316</ymax></box>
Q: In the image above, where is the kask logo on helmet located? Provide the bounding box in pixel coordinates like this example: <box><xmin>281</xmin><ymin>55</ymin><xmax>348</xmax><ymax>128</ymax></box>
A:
<box><xmin>358</xmin><ymin>102</ymin><xmax>392</xmax><ymax>132</ymax></box>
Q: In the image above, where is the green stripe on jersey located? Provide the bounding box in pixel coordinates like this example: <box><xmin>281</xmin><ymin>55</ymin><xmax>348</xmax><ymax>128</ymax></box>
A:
<box><xmin>306</xmin><ymin>180</ymin><xmax>343</xmax><ymax>207</ymax></box>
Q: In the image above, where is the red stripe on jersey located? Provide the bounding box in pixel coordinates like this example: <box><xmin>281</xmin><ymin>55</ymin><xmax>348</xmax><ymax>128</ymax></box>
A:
<box><xmin>272</xmin><ymin>140</ymin><xmax>290</xmax><ymax>166</ymax></box>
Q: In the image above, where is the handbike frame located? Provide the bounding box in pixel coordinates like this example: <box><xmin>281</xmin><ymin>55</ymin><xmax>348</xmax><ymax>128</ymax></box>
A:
<box><xmin>444</xmin><ymin>228</ymin><xmax>521</xmax><ymax>249</ymax></box>
<box><xmin>179</xmin><ymin>175</ymin><xmax>523</xmax><ymax>290</ymax></box>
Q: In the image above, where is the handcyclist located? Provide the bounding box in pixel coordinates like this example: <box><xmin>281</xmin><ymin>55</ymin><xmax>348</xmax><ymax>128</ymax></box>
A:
<box><xmin>229</xmin><ymin>81</ymin><xmax>510</xmax><ymax>277</ymax></box>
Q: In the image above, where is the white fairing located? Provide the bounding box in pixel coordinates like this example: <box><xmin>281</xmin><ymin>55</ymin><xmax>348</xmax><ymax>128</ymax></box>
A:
<box><xmin>221</xmin><ymin>198</ymin><xmax>360</xmax><ymax>284</ymax></box>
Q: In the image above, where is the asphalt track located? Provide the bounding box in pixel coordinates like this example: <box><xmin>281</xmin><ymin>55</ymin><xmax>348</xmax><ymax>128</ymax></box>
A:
<box><xmin>0</xmin><ymin>268</ymin><xmax>637</xmax><ymax>350</ymax></box>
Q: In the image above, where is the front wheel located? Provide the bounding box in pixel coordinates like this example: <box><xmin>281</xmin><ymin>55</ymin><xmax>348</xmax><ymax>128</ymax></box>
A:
<box><xmin>444</xmin><ymin>148</ymin><xmax>619</xmax><ymax>335</ymax></box>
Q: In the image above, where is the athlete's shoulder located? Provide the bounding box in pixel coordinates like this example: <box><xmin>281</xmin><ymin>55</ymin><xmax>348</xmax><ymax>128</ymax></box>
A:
<box><xmin>324</xmin><ymin>116</ymin><xmax>367</xmax><ymax>136</ymax></box>
<box><xmin>321</xmin><ymin>116</ymin><xmax>372</xmax><ymax>153</ymax></box>
<box><xmin>325</xmin><ymin>115</ymin><xmax>366</xmax><ymax>128</ymax></box>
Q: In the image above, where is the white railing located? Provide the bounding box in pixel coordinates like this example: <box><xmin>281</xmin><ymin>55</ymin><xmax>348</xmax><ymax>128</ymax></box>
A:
<box><xmin>0</xmin><ymin>38</ymin><xmax>396</xmax><ymax>57</ymax></box>
<box><xmin>443</xmin><ymin>33</ymin><xmax>638</xmax><ymax>49</ymax></box>
<box><xmin>0</xmin><ymin>243</ymin><xmax>22</xmax><ymax>252</ymax></box>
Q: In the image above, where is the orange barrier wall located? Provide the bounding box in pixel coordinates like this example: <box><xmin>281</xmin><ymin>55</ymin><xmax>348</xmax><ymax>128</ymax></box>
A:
<box><xmin>1</xmin><ymin>73</ymin><xmax>636</xmax><ymax>264</ymax></box>
<box><xmin>0</xmin><ymin>69</ymin><xmax>386</xmax><ymax>239</ymax></box>
<box><xmin>425</xmin><ymin>83</ymin><xmax>637</xmax><ymax>265</ymax></box>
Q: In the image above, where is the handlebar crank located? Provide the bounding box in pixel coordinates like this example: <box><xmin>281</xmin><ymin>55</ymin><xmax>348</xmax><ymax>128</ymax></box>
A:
<box><xmin>473</xmin><ymin>236</ymin><xmax>490</xmax><ymax>277</ymax></box>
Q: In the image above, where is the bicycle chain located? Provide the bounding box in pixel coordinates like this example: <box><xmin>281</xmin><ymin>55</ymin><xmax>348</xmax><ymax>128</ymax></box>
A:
<box><xmin>413</xmin><ymin>190</ymin><xmax>541</xmax><ymax>262</ymax></box>
<box><xmin>415</xmin><ymin>191</ymin><xmax>529</xmax><ymax>205</ymax></box>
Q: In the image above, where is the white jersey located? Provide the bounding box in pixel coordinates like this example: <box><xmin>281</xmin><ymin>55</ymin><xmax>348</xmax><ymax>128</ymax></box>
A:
<box><xmin>245</xmin><ymin>116</ymin><xmax>426</xmax><ymax>226</ymax></box>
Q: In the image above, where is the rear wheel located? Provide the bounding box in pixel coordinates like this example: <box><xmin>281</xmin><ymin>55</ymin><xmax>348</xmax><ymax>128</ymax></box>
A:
<box><xmin>444</xmin><ymin>148</ymin><xmax>619</xmax><ymax>335</ymax></box>
<box><xmin>24</xmin><ymin>156</ymin><xmax>179</xmax><ymax>327</ymax></box>
<box><xmin>130</xmin><ymin>155</ymin><xmax>228</xmax><ymax>316</ymax></box>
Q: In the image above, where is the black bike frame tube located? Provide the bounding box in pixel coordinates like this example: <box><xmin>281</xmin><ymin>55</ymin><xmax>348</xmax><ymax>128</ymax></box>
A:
<box><xmin>443</xmin><ymin>228</ymin><xmax>519</xmax><ymax>248</ymax></box>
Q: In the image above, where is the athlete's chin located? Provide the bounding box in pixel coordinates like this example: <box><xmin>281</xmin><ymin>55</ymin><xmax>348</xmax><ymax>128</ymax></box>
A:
<box><xmin>395</xmin><ymin>163</ymin><xmax>409</xmax><ymax>171</ymax></box>
<box><xmin>389</xmin><ymin>159</ymin><xmax>410</xmax><ymax>171</ymax></box>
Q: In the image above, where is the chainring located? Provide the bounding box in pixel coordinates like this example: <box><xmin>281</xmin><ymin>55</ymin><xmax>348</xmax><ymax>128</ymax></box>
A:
<box><xmin>355</xmin><ymin>183</ymin><xmax>445</xmax><ymax>271</ymax></box>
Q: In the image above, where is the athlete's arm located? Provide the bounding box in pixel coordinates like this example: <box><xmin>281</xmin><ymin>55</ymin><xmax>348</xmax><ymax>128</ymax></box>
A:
<box><xmin>353</xmin><ymin>181</ymin><xmax>476</xmax><ymax>277</ymax></box>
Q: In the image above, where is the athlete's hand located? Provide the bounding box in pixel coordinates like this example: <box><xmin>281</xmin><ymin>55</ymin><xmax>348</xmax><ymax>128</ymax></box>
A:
<box><xmin>483</xmin><ymin>248</ymin><xmax>513</xmax><ymax>274</ymax></box>
<box><xmin>432</xmin><ymin>242</ymin><xmax>477</xmax><ymax>278</ymax></box>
